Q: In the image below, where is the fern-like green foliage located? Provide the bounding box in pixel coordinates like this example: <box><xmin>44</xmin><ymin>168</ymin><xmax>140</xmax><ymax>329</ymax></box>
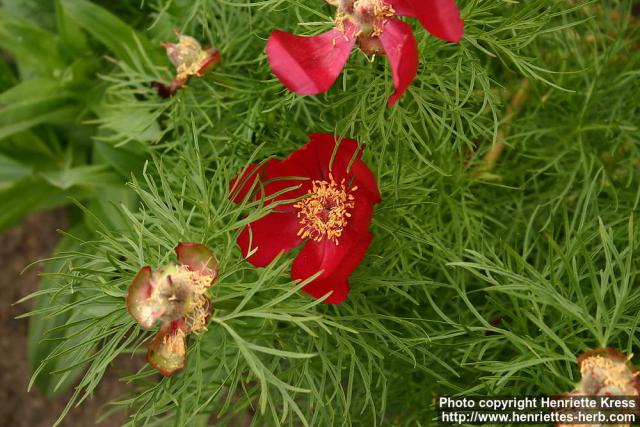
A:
<box><xmin>8</xmin><ymin>0</ymin><xmax>639</xmax><ymax>426</ymax></box>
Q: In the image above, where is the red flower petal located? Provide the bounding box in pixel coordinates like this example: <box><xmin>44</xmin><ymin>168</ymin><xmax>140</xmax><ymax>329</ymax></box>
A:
<box><xmin>351</xmin><ymin>161</ymin><xmax>382</xmax><ymax>204</ymax></box>
<box><xmin>303</xmin><ymin>133</ymin><xmax>362</xmax><ymax>181</ymax></box>
<box><xmin>379</xmin><ymin>18</ymin><xmax>419</xmax><ymax>106</ymax></box>
<box><xmin>257</xmin><ymin>133</ymin><xmax>361</xmax><ymax>202</ymax></box>
<box><xmin>238</xmin><ymin>212</ymin><xmax>303</xmax><ymax>267</ymax></box>
<box><xmin>175</xmin><ymin>242</ymin><xmax>218</xmax><ymax>282</ymax></box>
<box><xmin>291</xmin><ymin>232</ymin><xmax>373</xmax><ymax>304</ymax></box>
<box><xmin>408</xmin><ymin>0</ymin><xmax>464</xmax><ymax>43</ymax></box>
<box><xmin>265</xmin><ymin>23</ymin><xmax>357</xmax><ymax>95</ymax></box>
<box><xmin>347</xmin><ymin>191</ymin><xmax>377</xmax><ymax>235</ymax></box>
<box><xmin>385</xmin><ymin>0</ymin><xmax>417</xmax><ymax>16</ymax></box>
<box><xmin>126</xmin><ymin>266</ymin><xmax>154</xmax><ymax>329</ymax></box>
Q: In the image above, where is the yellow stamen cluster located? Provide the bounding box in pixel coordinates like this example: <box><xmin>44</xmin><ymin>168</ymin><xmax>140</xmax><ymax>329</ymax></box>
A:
<box><xmin>294</xmin><ymin>174</ymin><xmax>356</xmax><ymax>244</ymax></box>
<box><xmin>162</xmin><ymin>327</ymin><xmax>186</xmax><ymax>354</ymax></box>
<box><xmin>185</xmin><ymin>296</ymin><xmax>210</xmax><ymax>334</ymax></box>
<box><xmin>173</xmin><ymin>266</ymin><xmax>212</xmax><ymax>295</ymax></box>
<box><xmin>581</xmin><ymin>355</ymin><xmax>638</xmax><ymax>395</ymax></box>
<box><xmin>334</xmin><ymin>0</ymin><xmax>395</xmax><ymax>37</ymax></box>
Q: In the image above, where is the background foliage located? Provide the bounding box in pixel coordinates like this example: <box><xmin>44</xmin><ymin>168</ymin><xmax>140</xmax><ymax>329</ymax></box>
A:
<box><xmin>1</xmin><ymin>0</ymin><xmax>638</xmax><ymax>425</ymax></box>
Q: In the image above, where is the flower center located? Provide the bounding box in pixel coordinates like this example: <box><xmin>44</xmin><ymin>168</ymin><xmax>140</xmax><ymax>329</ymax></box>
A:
<box><xmin>580</xmin><ymin>355</ymin><xmax>638</xmax><ymax>395</ymax></box>
<box><xmin>335</xmin><ymin>0</ymin><xmax>395</xmax><ymax>37</ymax></box>
<box><xmin>294</xmin><ymin>174</ymin><xmax>357</xmax><ymax>244</ymax></box>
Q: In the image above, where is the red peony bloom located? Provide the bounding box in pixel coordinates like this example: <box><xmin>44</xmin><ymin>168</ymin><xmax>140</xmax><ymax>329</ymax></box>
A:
<box><xmin>266</xmin><ymin>0</ymin><xmax>464</xmax><ymax>106</ymax></box>
<box><xmin>230</xmin><ymin>134</ymin><xmax>381</xmax><ymax>304</ymax></box>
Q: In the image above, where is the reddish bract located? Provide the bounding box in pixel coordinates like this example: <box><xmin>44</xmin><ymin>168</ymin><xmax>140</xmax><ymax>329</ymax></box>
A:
<box><xmin>230</xmin><ymin>133</ymin><xmax>381</xmax><ymax>304</ymax></box>
<box><xmin>266</xmin><ymin>0</ymin><xmax>463</xmax><ymax>106</ymax></box>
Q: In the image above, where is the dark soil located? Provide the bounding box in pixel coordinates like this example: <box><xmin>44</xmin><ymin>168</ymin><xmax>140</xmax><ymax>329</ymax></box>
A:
<box><xmin>0</xmin><ymin>211</ymin><xmax>130</xmax><ymax>427</ymax></box>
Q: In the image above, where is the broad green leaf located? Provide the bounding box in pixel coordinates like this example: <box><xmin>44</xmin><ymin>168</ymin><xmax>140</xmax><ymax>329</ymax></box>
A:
<box><xmin>0</xmin><ymin>11</ymin><xmax>65</xmax><ymax>78</ymax></box>
<box><xmin>0</xmin><ymin>130</ymin><xmax>61</xmax><ymax>165</ymax></box>
<box><xmin>0</xmin><ymin>79</ymin><xmax>81</xmax><ymax>140</ymax></box>
<box><xmin>40</xmin><ymin>164</ymin><xmax>121</xmax><ymax>190</ymax></box>
<box><xmin>0</xmin><ymin>153</ymin><xmax>32</xmax><ymax>183</ymax></box>
<box><xmin>54</xmin><ymin>0</ymin><xmax>87</xmax><ymax>55</ymax></box>
<box><xmin>0</xmin><ymin>57</ymin><xmax>17</xmax><ymax>92</ymax></box>
<box><xmin>0</xmin><ymin>177</ymin><xmax>59</xmax><ymax>231</ymax></box>
<box><xmin>93</xmin><ymin>140</ymin><xmax>148</xmax><ymax>179</ymax></box>
<box><xmin>94</xmin><ymin>102</ymin><xmax>163</xmax><ymax>143</ymax></box>
<box><xmin>87</xmin><ymin>184</ymin><xmax>138</xmax><ymax>231</ymax></box>
<box><xmin>2</xmin><ymin>0</ymin><xmax>56</xmax><ymax>30</ymax></box>
<box><xmin>0</xmin><ymin>175</ymin><xmax>95</xmax><ymax>232</ymax></box>
<box><xmin>60</xmin><ymin>0</ymin><xmax>162</xmax><ymax>67</ymax></box>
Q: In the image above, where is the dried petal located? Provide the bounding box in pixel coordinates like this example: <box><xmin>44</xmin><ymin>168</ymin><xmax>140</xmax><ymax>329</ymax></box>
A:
<box><xmin>163</xmin><ymin>34</ymin><xmax>220</xmax><ymax>82</ymax></box>
<box><xmin>146</xmin><ymin>320</ymin><xmax>188</xmax><ymax>376</ymax></box>
<box><xmin>126</xmin><ymin>266</ymin><xmax>155</xmax><ymax>329</ymax></box>
<box><xmin>157</xmin><ymin>33</ymin><xmax>221</xmax><ymax>98</ymax></box>
<box><xmin>126</xmin><ymin>265</ymin><xmax>200</xmax><ymax>329</ymax></box>
<box><xmin>195</xmin><ymin>48</ymin><xmax>221</xmax><ymax>77</ymax></box>
<box><xmin>175</xmin><ymin>242</ymin><xmax>219</xmax><ymax>283</ymax></box>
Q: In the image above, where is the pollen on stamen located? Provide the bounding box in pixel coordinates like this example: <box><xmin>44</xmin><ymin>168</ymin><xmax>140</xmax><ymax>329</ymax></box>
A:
<box><xmin>293</xmin><ymin>173</ymin><xmax>357</xmax><ymax>245</ymax></box>
<box><xmin>341</xmin><ymin>0</ymin><xmax>395</xmax><ymax>38</ymax></box>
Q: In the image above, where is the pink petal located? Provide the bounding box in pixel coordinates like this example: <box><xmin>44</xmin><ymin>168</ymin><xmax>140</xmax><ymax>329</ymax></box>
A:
<box><xmin>408</xmin><ymin>0</ymin><xmax>464</xmax><ymax>43</ymax></box>
<box><xmin>175</xmin><ymin>243</ymin><xmax>219</xmax><ymax>282</ymax></box>
<box><xmin>265</xmin><ymin>23</ymin><xmax>357</xmax><ymax>95</ymax></box>
<box><xmin>379</xmin><ymin>18</ymin><xmax>419</xmax><ymax>106</ymax></box>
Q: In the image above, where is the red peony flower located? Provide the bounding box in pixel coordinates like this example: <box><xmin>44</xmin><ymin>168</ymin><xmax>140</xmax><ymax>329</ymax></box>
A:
<box><xmin>266</xmin><ymin>0</ymin><xmax>464</xmax><ymax>106</ymax></box>
<box><xmin>230</xmin><ymin>134</ymin><xmax>381</xmax><ymax>304</ymax></box>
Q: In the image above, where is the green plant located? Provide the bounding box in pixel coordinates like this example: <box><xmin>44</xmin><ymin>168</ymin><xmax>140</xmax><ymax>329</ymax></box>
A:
<box><xmin>11</xmin><ymin>0</ymin><xmax>640</xmax><ymax>426</ymax></box>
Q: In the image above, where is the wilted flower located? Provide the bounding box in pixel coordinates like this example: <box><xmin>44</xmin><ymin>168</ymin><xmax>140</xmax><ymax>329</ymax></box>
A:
<box><xmin>266</xmin><ymin>0</ymin><xmax>464</xmax><ymax>106</ymax></box>
<box><xmin>126</xmin><ymin>243</ymin><xmax>218</xmax><ymax>376</ymax></box>
<box><xmin>574</xmin><ymin>348</ymin><xmax>640</xmax><ymax>396</ymax></box>
<box><xmin>229</xmin><ymin>133</ymin><xmax>381</xmax><ymax>304</ymax></box>
<box><xmin>153</xmin><ymin>33</ymin><xmax>221</xmax><ymax>98</ymax></box>
<box><xmin>557</xmin><ymin>348</ymin><xmax>640</xmax><ymax>427</ymax></box>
